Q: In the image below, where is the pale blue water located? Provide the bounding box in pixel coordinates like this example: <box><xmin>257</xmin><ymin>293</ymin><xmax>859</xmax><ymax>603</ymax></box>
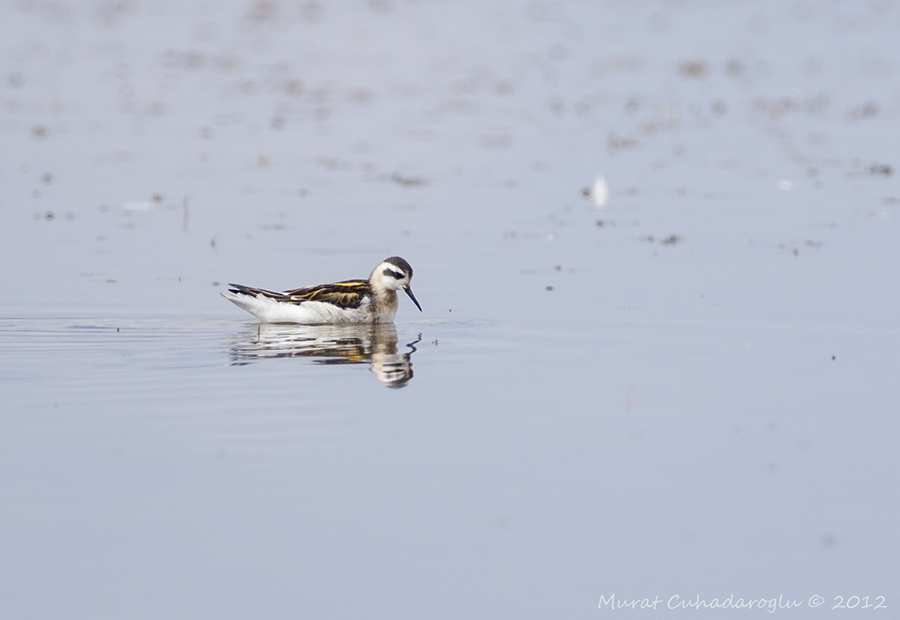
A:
<box><xmin>2</xmin><ymin>1</ymin><xmax>899</xmax><ymax>618</ymax></box>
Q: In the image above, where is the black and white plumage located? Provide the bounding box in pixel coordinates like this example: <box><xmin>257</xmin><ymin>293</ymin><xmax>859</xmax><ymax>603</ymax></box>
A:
<box><xmin>221</xmin><ymin>256</ymin><xmax>422</xmax><ymax>324</ymax></box>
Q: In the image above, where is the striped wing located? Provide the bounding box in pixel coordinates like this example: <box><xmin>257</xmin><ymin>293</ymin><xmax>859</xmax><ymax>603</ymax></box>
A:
<box><xmin>228</xmin><ymin>280</ymin><xmax>371</xmax><ymax>309</ymax></box>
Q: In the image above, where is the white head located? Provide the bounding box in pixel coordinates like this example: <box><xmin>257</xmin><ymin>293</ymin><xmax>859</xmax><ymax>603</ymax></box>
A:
<box><xmin>370</xmin><ymin>256</ymin><xmax>422</xmax><ymax>311</ymax></box>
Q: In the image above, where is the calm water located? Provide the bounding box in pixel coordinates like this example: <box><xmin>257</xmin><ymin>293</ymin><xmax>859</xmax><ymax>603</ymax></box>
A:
<box><xmin>2</xmin><ymin>1</ymin><xmax>899</xmax><ymax>618</ymax></box>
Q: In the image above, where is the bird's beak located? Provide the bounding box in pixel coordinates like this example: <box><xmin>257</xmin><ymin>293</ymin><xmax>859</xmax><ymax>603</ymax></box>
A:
<box><xmin>404</xmin><ymin>286</ymin><xmax>422</xmax><ymax>312</ymax></box>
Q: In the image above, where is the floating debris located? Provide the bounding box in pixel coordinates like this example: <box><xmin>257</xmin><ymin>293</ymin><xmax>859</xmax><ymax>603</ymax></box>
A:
<box><xmin>608</xmin><ymin>132</ymin><xmax>638</xmax><ymax>151</ymax></box>
<box><xmin>182</xmin><ymin>196</ymin><xmax>190</xmax><ymax>233</ymax></box>
<box><xmin>641</xmin><ymin>234</ymin><xmax>683</xmax><ymax>245</ymax></box>
<box><xmin>868</xmin><ymin>163</ymin><xmax>893</xmax><ymax>176</ymax></box>
<box><xmin>846</xmin><ymin>101</ymin><xmax>879</xmax><ymax>120</ymax></box>
<box><xmin>391</xmin><ymin>172</ymin><xmax>427</xmax><ymax>187</ymax></box>
<box><xmin>679</xmin><ymin>61</ymin><xmax>708</xmax><ymax>78</ymax></box>
<box><xmin>588</xmin><ymin>175</ymin><xmax>609</xmax><ymax>208</ymax></box>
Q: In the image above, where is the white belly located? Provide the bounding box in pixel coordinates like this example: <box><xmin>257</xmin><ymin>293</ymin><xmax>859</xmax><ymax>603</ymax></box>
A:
<box><xmin>221</xmin><ymin>292</ymin><xmax>396</xmax><ymax>324</ymax></box>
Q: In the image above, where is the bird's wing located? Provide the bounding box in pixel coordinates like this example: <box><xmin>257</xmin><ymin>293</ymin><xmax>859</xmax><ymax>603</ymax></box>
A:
<box><xmin>226</xmin><ymin>284</ymin><xmax>285</xmax><ymax>300</ymax></box>
<box><xmin>281</xmin><ymin>279</ymin><xmax>372</xmax><ymax>309</ymax></box>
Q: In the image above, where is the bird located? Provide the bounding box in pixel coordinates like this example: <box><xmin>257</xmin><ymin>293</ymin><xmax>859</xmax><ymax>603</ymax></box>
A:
<box><xmin>221</xmin><ymin>256</ymin><xmax>422</xmax><ymax>324</ymax></box>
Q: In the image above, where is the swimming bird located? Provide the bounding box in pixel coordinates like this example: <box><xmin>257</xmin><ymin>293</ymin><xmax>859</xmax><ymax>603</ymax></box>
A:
<box><xmin>221</xmin><ymin>256</ymin><xmax>422</xmax><ymax>324</ymax></box>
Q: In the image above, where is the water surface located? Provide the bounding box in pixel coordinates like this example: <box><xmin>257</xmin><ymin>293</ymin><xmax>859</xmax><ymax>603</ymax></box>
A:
<box><xmin>1</xmin><ymin>1</ymin><xmax>899</xmax><ymax>618</ymax></box>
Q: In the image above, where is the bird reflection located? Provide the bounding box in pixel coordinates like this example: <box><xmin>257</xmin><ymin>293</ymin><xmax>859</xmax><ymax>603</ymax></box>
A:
<box><xmin>228</xmin><ymin>322</ymin><xmax>420</xmax><ymax>388</ymax></box>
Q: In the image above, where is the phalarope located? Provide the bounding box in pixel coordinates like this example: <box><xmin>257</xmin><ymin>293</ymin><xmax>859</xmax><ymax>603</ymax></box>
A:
<box><xmin>221</xmin><ymin>256</ymin><xmax>422</xmax><ymax>324</ymax></box>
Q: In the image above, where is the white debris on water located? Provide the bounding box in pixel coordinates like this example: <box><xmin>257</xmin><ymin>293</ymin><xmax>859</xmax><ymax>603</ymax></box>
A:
<box><xmin>590</xmin><ymin>175</ymin><xmax>609</xmax><ymax>209</ymax></box>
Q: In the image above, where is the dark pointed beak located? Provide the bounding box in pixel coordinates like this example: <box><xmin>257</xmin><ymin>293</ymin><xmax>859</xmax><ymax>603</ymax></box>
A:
<box><xmin>404</xmin><ymin>286</ymin><xmax>422</xmax><ymax>312</ymax></box>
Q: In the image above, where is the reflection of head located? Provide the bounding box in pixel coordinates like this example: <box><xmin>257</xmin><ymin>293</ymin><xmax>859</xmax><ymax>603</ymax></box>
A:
<box><xmin>370</xmin><ymin>353</ymin><xmax>413</xmax><ymax>388</ymax></box>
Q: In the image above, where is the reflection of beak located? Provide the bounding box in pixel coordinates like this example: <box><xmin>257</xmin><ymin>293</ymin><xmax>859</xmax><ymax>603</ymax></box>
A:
<box><xmin>404</xmin><ymin>286</ymin><xmax>423</xmax><ymax>312</ymax></box>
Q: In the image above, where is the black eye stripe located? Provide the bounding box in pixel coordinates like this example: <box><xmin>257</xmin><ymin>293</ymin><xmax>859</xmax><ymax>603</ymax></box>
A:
<box><xmin>383</xmin><ymin>268</ymin><xmax>405</xmax><ymax>279</ymax></box>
